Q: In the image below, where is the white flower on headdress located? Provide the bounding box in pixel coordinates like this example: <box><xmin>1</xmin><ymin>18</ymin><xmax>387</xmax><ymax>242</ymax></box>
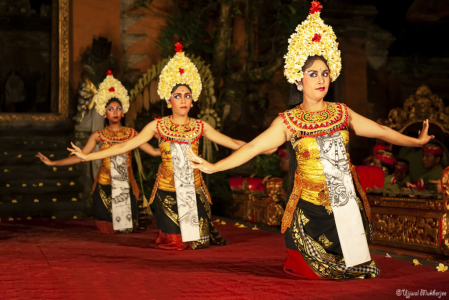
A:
<box><xmin>93</xmin><ymin>70</ymin><xmax>130</xmax><ymax>116</ymax></box>
<box><xmin>157</xmin><ymin>42</ymin><xmax>202</xmax><ymax>102</ymax></box>
<box><xmin>284</xmin><ymin>1</ymin><xmax>341</xmax><ymax>84</ymax></box>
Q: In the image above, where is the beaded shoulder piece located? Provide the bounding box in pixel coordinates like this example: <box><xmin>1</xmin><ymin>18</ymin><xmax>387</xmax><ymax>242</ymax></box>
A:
<box><xmin>279</xmin><ymin>102</ymin><xmax>349</xmax><ymax>139</ymax></box>
<box><xmin>156</xmin><ymin>116</ymin><xmax>203</xmax><ymax>144</ymax></box>
<box><xmin>98</xmin><ymin>127</ymin><xmax>137</xmax><ymax>145</ymax></box>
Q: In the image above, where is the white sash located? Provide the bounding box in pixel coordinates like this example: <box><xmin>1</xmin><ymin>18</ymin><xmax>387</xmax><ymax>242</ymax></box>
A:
<box><xmin>315</xmin><ymin>132</ymin><xmax>371</xmax><ymax>267</ymax></box>
<box><xmin>110</xmin><ymin>153</ymin><xmax>133</xmax><ymax>230</ymax></box>
<box><xmin>170</xmin><ymin>142</ymin><xmax>200</xmax><ymax>242</ymax></box>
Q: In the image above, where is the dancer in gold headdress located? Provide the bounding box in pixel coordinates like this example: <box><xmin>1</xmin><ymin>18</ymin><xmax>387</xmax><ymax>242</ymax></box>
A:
<box><xmin>67</xmin><ymin>43</ymin><xmax>269</xmax><ymax>250</ymax></box>
<box><xmin>185</xmin><ymin>1</ymin><xmax>434</xmax><ymax>279</ymax></box>
<box><xmin>39</xmin><ymin>71</ymin><xmax>160</xmax><ymax>234</ymax></box>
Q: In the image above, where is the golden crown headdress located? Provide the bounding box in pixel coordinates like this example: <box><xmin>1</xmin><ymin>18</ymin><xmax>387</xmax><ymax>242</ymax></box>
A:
<box><xmin>284</xmin><ymin>1</ymin><xmax>341</xmax><ymax>84</ymax></box>
<box><xmin>157</xmin><ymin>42</ymin><xmax>202</xmax><ymax>102</ymax></box>
<box><xmin>94</xmin><ymin>70</ymin><xmax>130</xmax><ymax>116</ymax></box>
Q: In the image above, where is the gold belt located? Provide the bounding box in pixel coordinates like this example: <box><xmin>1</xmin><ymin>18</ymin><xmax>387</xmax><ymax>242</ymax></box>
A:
<box><xmin>281</xmin><ymin>171</ymin><xmax>329</xmax><ymax>233</ymax></box>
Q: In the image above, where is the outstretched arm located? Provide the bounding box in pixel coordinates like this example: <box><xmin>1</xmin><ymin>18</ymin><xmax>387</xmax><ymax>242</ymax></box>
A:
<box><xmin>348</xmin><ymin>107</ymin><xmax>434</xmax><ymax>147</ymax></box>
<box><xmin>202</xmin><ymin>122</ymin><xmax>245</xmax><ymax>150</ymax></box>
<box><xmin>38</xmin><ymin>131</ymin><xmax>98</xmax><ymax>166</ymax></box>
<box><xmin>187</xmin><ymin>116</ymin><xmax>290</xmax><ymax>174</ymax></box>
<box><xmin>138</xmin><ymin>142</ymin><xmax>161</xmax><ymax>157</ymax></box>
<box><xmin>68</xmin><ymin>121</ymin><xmax>158</xmax><ymax>161</ymax></box>
<box><xmin>202</xmin><ymin>121</ymin><xmax>277</xmax><ymax>154</ymax></box>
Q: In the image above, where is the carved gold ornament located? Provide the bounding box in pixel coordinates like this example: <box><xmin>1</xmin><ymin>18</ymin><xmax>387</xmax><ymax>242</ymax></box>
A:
<box><xmin>378</xmin><ymin>85</ymin><xmax>448</xmax><ymax>133</ymax></box>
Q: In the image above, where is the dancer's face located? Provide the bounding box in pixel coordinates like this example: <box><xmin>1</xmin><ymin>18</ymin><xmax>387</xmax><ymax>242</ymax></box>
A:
<box><xmin>301</xmin><ymin>60</ymin><xmax>330</xmax><ymax>102</ymax></box>
<box><xmin>105</xmin><ymin>101</ymin><xmax>123</xmax><ymax>123</ymax></box>
<box><xmin>169</xmin><ymin>86</ymin><xmax>192</xmax><ymax>117</ymax></box>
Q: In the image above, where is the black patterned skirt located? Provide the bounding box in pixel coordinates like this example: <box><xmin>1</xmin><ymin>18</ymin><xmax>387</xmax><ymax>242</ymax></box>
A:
<box><xmin>92</xmin><ymin>184</ymin><xmax>139</xmax><ymax>231</ymax></box>
<box><xmin>284</xmin><ymin>198</ymin><xmax>380</xmax><ymax>279</ymax></box>
<box><xmin>154</xmin><ymin>188</ymin><xmax>227</xmax><ymax>250</ymax></box>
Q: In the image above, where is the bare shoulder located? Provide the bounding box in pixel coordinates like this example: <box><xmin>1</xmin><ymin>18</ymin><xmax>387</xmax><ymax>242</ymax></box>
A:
<box><xmin>142</xmin><ymin>119</ymin><xmax>159</xmax><ymax>132</ymax></box>
<box><xmin>202</xmin><ymin>120</ymin><xmax>213</xmax><ymax>132</ymax></box>
<box><xmin>271</xmin><ymin>115</ymin><xmax>286</xmax><ymax>126</ymax></box>
<box><xmin>89</xmin><ymin>130</ymin><xmax>102</xmax><ymax>143</ymax></box>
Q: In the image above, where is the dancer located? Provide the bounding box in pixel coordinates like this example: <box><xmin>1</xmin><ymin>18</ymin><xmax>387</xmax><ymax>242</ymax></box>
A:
<box><xmin>39</xmin><ymin>71</ymin><xmax>160</xmax><ymax>234</ymax></box>
<box><xmin>68</xmin><ymin>43</ymin><xmax>269</xmax><ymax>250</ymax></box>
<box><xmin>186</xmin><ymin>1</ymin><xmax>434</xmax><ymax>279</ymax></box>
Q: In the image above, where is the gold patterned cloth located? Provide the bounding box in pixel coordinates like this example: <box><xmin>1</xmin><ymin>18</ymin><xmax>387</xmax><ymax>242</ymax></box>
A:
<box><xmin>91</xmin><ymin>127</ymin><xmax>140</xmax><ymax>199</ymax></box>
<box><xmin>280</xmin><ymin>103</ymin><xmax>371</xmax><ymax>233</ymax></box>
<box><xmin>149</xmin><ymin>116</ymin><xmax>223</xmax><ymax>249</ymax></box>
<box><xmin>150</xmin><ymin>116</ymin><xmax>205</xmax><ymax>195</ymax></box>
<box><xmin>280</xmin><ymin>102</ymin><xmax>379</xmax><ymax>278</ymax></box>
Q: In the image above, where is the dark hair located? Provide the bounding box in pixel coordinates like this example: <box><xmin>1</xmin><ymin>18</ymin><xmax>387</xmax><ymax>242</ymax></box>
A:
<box><xmin>106</xmin><ymin>98</ymin><xmax>122</xmax><ymax>108</ymax></box>
<box><xmin>396</xmin><ymin>158</ymin><xmax>409</xmax><ymax>166</ymax></box>
<box><xmin>104</xmin><ymin>98</ymin><xmax>123</xmax><ymax>126</ymax></box>
<box><xmin>380</xmin><ymin>161</ymin><xmax>395</xmax><ymax>175</ymax></box>
<box><xmin>287</xmin><ymin>56</ymin><xmax>330</xmax><ymax>194</ymax></box>
<box><xmin>170</xmin><ymin>84</ymin><xmax>192</xmax><ymax>94</ymax></box>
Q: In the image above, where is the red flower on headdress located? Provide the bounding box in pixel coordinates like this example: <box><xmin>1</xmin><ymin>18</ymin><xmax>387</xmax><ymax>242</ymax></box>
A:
<box><xmin>109</xmin><ymin>87</ymin><xmax>115</xmax><ymax>92</ymax></box>
<box><xmin>179</xmin><ymin>68</ymin><xmax>185</xmax><ymax>75</ymax></box>
<box><xmin>310</xmin><ymin>1</ymin><xmax>323</xmax><ymax>14</ymax></box>
<box><xmin>174</xmin><ymin>42</ymin><xmax>185</xmax><ymax>53</ymax></box>
<box><xmin>312</xmin><ymin>33</ymin><xmax>322</xmax><ymax>42</ymax></box>
<box><xmin>106</xmin><ymin>70</ymin><xmax>113</xmax><ymax>76</ymax></box>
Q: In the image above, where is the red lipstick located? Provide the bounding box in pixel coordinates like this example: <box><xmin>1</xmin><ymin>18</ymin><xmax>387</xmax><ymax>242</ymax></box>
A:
<box><xmin>316</xmin><ymin>87</ymin><xmax>325</xmax><ymax>91</ymax></box>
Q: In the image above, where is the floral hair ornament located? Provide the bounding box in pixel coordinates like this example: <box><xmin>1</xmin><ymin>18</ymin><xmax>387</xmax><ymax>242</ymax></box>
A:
<box><xmin>284</xmin><ymin>1</ymin><xmax>341</xmax><ymax>84</ymax></box>
<box><xmin>93</xmin><ymin>70</ymin><xmax>130</xmax><ymax>116</ymax></box>
<box><xmin>157</xmin><ymin>42</ymin><xmax>202</xmax><ymax>103</ymax></box>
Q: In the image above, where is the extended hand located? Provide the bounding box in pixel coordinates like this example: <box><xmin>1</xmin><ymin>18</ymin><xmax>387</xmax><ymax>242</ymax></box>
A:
<box><xmin>37</xmin><ymin>152</ymin><xmax>54</xmax><ymax>166</ymax></box>
<box><xmin>186</xmin><ymin>148</ymin><xmax>216</xmax><ymax>174</ymax></box>
<box><xmin>67</xmin><ymin>142</ymin><xmax>89</xmax><ymax>162</ymax></box>
<box><xmin>418</xmin><ymin>120</ymin><xmax>435</xmax><ymax>146</ymax></box>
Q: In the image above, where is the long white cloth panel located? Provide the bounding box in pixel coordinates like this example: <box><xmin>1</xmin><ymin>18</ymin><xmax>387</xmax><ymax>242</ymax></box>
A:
<box><xmin>170</xmin><ymin>142</ymin><xmax>200</xmax><ymax>242</ymax></box>
<box><xmin>110</xmin><ymin>153</ymin><xmax>133</xmax><ymax>230</ymax></box>
<box><xmin>315</xmin><ymin>132</ymin><xmax>371</xmax><ymax>268</ymax></box>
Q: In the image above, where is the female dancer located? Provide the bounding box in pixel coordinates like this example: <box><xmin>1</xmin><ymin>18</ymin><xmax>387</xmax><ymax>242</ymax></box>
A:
<box><xmin>39</xmin><ymin>71</ymin><xmax>160</xmax><ymax>234</ymax></box>
<box><xmin>68</xmin><ymin>44</ymin><xmax>269</xmax><ymax>250</ymax></box>
<box><xmin>186</xmin><ymin>1</ymin><xmax>434</xmax><ymax>279</ymax></box>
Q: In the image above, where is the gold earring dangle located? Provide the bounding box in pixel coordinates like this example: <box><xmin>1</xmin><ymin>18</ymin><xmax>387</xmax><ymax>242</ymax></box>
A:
<box><xmin>167</xmin><ymin>103</ymin><xmax>172</xmax><ymax>108</ymax></box>
<box><xmin>297</xmin><ymin>84</ymin><xmax>303</xmax><ymax>91</ymax></box>
<box><xmin>191</xmin><ymin>104</ymin><xmax>193</xmax><ymax>107</ymax></box>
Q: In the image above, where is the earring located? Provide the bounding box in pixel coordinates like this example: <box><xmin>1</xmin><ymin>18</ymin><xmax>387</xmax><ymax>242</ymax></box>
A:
<box><xmin>167</xmin><ymin>103</ymin><xmax>172</xmax><ymax>109</ymax></box>
<box><xmin>191</xmin><ymin>104</ymin><xmax>193</xmax><ymax>107</ymax></box>
<box><xmin>297</xmin><ymin>84</ymin><xmax>303</xmax><ymax>91</ymax></box>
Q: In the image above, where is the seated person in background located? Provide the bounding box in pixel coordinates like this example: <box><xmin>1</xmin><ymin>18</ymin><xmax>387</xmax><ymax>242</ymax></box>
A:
<box><xmin>371</xmin><ymin>149</ymin><xmax>396</xmax><ymax>177</ymax></box>
<box><xmin>384</xmin><ymin>159</ymin><xmax>411</xmax><ymax>190</ymax></box>
<box><xmin>414</xmin><ymin>143</ymin><xmax>444</xmax><ymax>192</ymax></box>
<box><xmin>399</xmin><ymin>132</ymin><xmax>427</xmax><ymax>182</ymax></box>
<box><xmin>363</xmin><ymin>144</ymin><xmax>389</xmax><ymax>165</ymax></box>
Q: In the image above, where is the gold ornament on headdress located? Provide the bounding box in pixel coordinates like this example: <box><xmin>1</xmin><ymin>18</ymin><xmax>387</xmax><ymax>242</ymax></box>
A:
<box><xmin>93</xmin><ymin>70</ymin><xmax>130</xmax><ymax>116</ymax></box>
<box><xmin>284</xmin><ymin>1</ymin><xmax>341</xmax><ymax>84</ymax></box>
<box><xmin>157</xmin><ymin>42</ymin><xmax>202</xmax><ymax>102</ymax></box>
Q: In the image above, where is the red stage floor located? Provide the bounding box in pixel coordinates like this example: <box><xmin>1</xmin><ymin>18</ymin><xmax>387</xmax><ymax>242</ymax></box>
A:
<box><xmin>1</xmin><ymin>218</ymin><xmax>448</xmax><ymax>300</ymax></box>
